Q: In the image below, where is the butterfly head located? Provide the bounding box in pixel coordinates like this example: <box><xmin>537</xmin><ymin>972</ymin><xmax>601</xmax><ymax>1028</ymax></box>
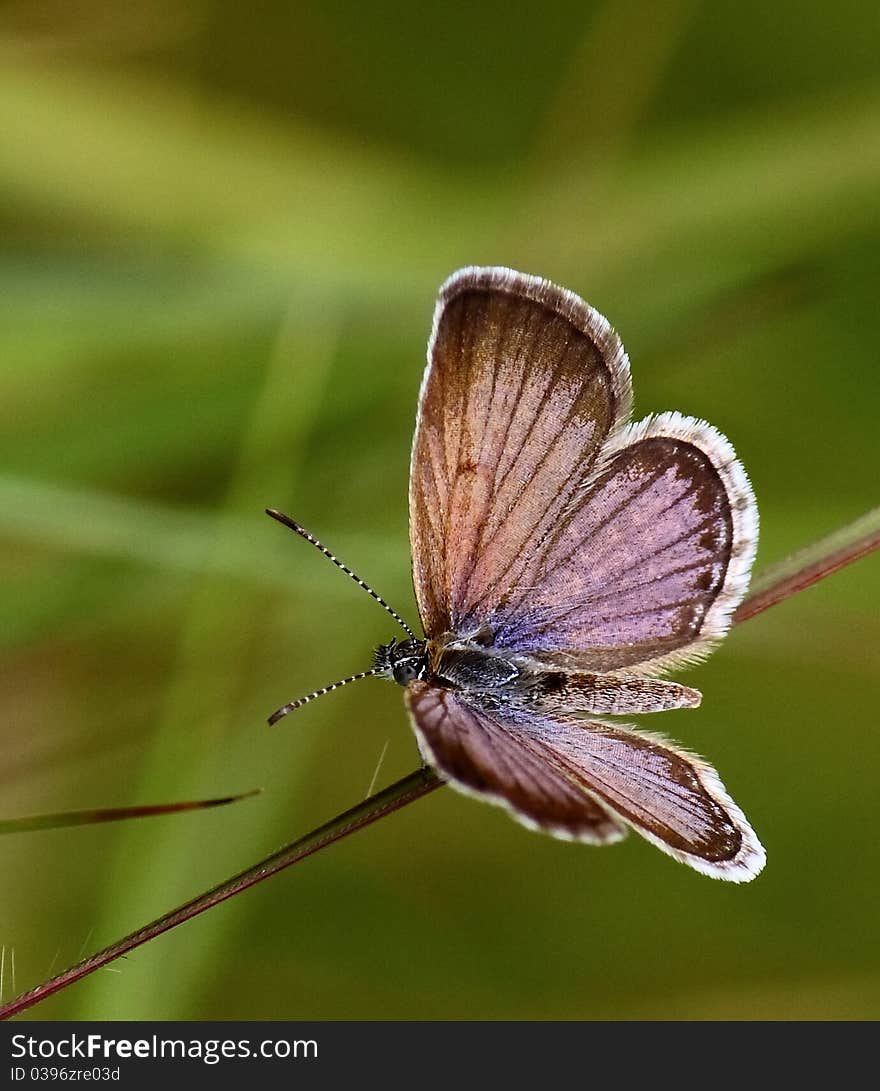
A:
<box><xmin>373</xmin><ymin>637</ymin><xmax>430</xmax><ymax>686</ymax></box>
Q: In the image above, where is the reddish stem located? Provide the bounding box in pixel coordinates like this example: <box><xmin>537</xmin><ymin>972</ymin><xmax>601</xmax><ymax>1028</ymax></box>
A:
<box><xmin>734</xmin><ymin>512</ymin><xmax>880</xmax><ymax>623</ymax></box>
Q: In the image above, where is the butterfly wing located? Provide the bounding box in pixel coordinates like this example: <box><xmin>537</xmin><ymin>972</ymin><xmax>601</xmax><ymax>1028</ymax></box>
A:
<box><xmin>491</xmin><ymin>412</ymin><xmax>758</xmax><ymax>673</ymax></box>
<box><xmin>409</xmin><ymin>267</ymin><xmax>757</xmax><ymax>672</ymax></box>
<box><xmin>406</xmin><ymin>683</ymin><xmax>765</xmax><ymax>881</ymax></box>
<box><xmin>404</xmin><ymin>683</ymin><xmax>627</xmax><ymax>845</ymax></box>
<box><xmin>409</xmin><ymin>266</ymin><xmax>632</xmax><ymax>639</ymax></box>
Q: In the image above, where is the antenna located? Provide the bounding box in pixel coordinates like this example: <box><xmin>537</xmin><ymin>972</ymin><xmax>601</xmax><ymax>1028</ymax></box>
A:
<box><xmin>265</xmin><ymin>509</ymin><xmax>418</xmax><ymax>725</ymax></box>
<box><xmin>268</xmin><ymin>670</ymin><xmax>381</xmax><ymax>725</ymax></box>
<box><xmin>265</xmin><ymin>508</ymin><xmax>415</xmax><ymax>638</ymax></box>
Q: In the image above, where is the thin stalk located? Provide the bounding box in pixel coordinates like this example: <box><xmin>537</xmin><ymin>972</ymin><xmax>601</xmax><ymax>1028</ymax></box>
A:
<box><xmin>0</xmin><ymin>767</ymin><xmax>441</xmax><ymax>1019</ymax></box>
<box><xmin>0</xmin><ymin>791</ymin><xmax>261</xmax><ymax>836</ymax></box>
<box><xmin>734</xmin><ymin>506</ymin><xmax>880</xmax><ymax>623</ymax></box>
<box><xmin>2</xmin><ymin>505</ymin><xmax>879</xmax><ymax>1019</ymax></box>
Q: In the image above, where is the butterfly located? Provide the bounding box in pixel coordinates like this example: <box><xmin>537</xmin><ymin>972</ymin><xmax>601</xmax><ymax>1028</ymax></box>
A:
<box><xmin>268</xmin><ymin>267</ymin><xmax>765</xmax><ymax>882</ymax></box>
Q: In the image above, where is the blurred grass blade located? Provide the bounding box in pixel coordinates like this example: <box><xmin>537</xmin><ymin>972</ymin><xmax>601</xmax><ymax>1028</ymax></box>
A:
<box><xmin>736</xmin><ymin>506</ymin><xmax>880</xmax><ymax>623</ymax></box>
<box><xmin>73</xmin><ymin>307</ymin><xmax>342</xmax><ymax>1021</ymax></box>
<box><xmin>0</xmin><ymin>471</ymin><xmax>401</xmax><ymax>601</ymax></box>
<box><xmin>0</xmin><ymin>60</ymin><xmax>495</xmax><ymax>295</ymax></box>
<box><xmin>2</xmin><ymin>61</ymin><xmax>880</xmax><ymax>307</ymax></box>
<box><xmin>0</xmin><ymin>789</ymin><xmax>261</xmax><ymax>835</ymax></box>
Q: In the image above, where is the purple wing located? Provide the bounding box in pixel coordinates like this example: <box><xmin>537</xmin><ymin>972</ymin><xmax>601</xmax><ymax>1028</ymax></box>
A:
<box><xmin>491</xmin><ymin>413</ymin><xmax>758</xmax><ymax>672</ymax></box>
<box><xmin>406</xmin><ymin>683</ymin><xmax>765</xmax><ymax>882</ymax></box>
<box><xmin>409</xmin><ymin>268</ymin><xmax>757</xmax><ymax>672</ymax></box>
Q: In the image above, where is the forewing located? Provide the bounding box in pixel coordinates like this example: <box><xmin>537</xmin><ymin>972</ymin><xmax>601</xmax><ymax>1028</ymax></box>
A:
<box><xmin>409</xmin><ymin>270</ymin><xmax>755</xmax><ymax>673</ymax></box>
<box><xmin>492</xmin><ymin>412</ymin><xmax>758</xmax><ymax>673</ymax></box>
<box><xmin>406</xmin><ymin>683</ymin><xmax>764</xmax><ymax>882</ymax></box>
<box><xmin>405</xmin><ymin>683</ymin><xmax>627</xmax><ymax>845</ymax></box>
<box><xmin>409</xmin><ymin>266</ymin><xmax>632</xmax><ymax>638</ymax></box>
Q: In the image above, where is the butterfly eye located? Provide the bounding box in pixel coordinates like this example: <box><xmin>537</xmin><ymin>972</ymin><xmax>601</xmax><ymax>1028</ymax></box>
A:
<box><xmin>392</xmin><ymin>658</ymin><xmax>423</xmax><ymax>685</ymax></box>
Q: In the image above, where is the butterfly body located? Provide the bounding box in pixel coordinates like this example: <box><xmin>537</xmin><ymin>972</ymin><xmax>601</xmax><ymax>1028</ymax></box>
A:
<box><xmin>376</xmin><ymin>633</ymin><xmax>702</xmax><ymax>717</ymax></box>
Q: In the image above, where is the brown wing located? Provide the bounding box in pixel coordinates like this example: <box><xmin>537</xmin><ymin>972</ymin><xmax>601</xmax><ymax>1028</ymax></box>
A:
<box><xmin>404</xmin><ymin>683</ymin><xmax>627</xmax><ymax>845</ymax></box>
<box><xmin>406</xmin><ymin>682</ymin><xmax>765</xmax><ymax>881</ymax></box>
<box><xmin>409</xmin><ymin>266</ymin><xmax>632</xmax><ymax>639</ymax></box>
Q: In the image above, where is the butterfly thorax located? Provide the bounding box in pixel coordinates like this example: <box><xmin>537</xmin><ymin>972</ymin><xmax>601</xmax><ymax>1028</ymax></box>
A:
<box><xmin>431</xmin><ymin>641</ymin><xmax>521</xmax><ymax>691</ymax></box>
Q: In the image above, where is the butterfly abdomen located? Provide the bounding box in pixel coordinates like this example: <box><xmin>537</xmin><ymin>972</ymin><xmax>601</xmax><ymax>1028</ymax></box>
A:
<box><xmin>521</xmin><ymin>672</ymin><xmax>702</xmax><ymax>715</ymax></box>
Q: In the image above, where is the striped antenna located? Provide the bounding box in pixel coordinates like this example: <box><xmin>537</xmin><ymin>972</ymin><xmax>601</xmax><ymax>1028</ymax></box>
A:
<box><xmin>268</xmin><ymin>669</ymin><xmax>380</xmax><ymax>725</ymax></box>
<box><xmin>266</xmin><ymin>509</ymin><xmax>415</xmax><ymax>638</ymax></box>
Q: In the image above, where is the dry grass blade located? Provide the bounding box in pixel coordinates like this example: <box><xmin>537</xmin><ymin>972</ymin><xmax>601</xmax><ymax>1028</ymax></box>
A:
<box><xmin>735</xmin><ymin>507</ymin><xmax>880</xmax><ymax>624</ymax></box>
<box><xmin>0</xmin><ymin>790</ymin><xmax>261</xmax><ymax>835</ymax></box>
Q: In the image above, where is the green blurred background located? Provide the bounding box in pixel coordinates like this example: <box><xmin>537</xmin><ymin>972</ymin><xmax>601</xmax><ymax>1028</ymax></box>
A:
<box><xmin>1</xmin><ymin>0</ymin><xmax>879</xmax><ymax>1020</ymax></box>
